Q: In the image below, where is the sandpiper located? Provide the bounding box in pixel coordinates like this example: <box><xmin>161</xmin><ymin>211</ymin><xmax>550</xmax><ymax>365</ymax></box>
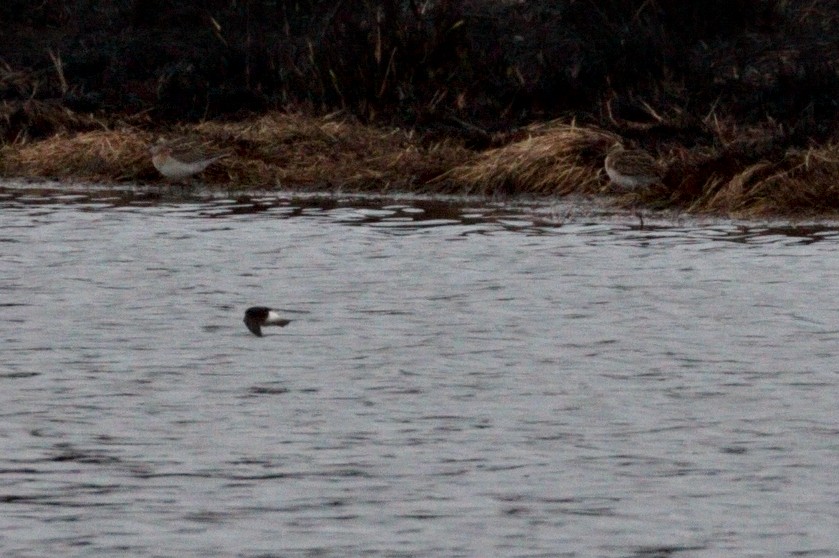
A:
<box><xmin>603</xmin><ymin>144</ymin><xmax>664</xmax><ymax>189</ymax></box>
<box><xmin>243</xmin><ymin>307</ymin><xmax>291</xmax><ymax>337</ymax></box>
<box><xmin>604</xmin><ymin>143</ymin><xmax>665</xmax><ymax>228</ymax></box>
<box><xmin>149</xmin><ymin>142</ymin><xmax>226</xmax><ymax>180</ymax></box>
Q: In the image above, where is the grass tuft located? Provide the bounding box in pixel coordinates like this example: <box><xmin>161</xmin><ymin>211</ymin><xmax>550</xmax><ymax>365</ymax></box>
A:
<box><xmin>439</xmin><ymin>122</ymin><xmax>618</xmax><ymax>197</ymax></box>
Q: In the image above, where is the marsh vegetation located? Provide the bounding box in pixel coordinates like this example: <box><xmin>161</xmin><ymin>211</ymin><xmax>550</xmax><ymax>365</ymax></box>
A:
<box><xmin>2</xmin><ymin>0</ymin><xmax>838</xmax><ymax>215</ymax></box>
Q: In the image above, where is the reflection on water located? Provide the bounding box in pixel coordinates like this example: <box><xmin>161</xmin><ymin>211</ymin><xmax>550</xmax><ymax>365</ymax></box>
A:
<box><xmin>1</xmin><ymin>182</ymin><xmax>838</xmax><ymax>557</ymax></box>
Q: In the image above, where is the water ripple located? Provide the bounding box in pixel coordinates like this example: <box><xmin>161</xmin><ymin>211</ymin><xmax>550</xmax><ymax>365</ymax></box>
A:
<box><xmin>1</xmin><ymin>182</ymin><xmax>839</xmax><ymax>557</ymax></box>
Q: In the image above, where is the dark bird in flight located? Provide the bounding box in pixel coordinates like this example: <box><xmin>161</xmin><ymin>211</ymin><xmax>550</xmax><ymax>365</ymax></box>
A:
<box><xmin>243</xmin><ymin>306</ymin><xmax>291</xmax><ymax>337</ymax></box>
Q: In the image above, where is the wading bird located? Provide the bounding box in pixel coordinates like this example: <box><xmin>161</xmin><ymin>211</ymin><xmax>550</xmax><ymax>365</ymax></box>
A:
<box><xmin>149</xmin><ymin>142</ymin><xmax>226</xmax><ymax>181</ymax></box>
<box><xmin>604</xmin><ymin>143</ymin><xmax>665</xmax><ymax>227</ymax></box>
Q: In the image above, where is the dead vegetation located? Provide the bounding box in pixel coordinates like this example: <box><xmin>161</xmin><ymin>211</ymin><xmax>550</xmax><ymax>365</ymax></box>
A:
<box><xmin>695</xmin><ymin>145</ymin><xmax>839</xmax><ymax>216</ymax></box>
<box><xmin>0</xmin><ymin>111</ymin><xmax>474</xmax><ymax>191</ymax></box>
<box><xmin>3</xmin><ymin>108</ymin><xmax>839</xmax><ymax>217</ymax></box>
<box><xmin>2</xmin><ymin>2</ymin><xmax>839</xmax><ymax>216</ymax></box>
<box><xmin>188</xmin><ymin>113</ymin><xmax>474</xmax><ymax>191</ymax></box>
<box><xmin>438</xmin><ymin>122</ymin><xmax>618</xmax><ymax>197</ymax></box>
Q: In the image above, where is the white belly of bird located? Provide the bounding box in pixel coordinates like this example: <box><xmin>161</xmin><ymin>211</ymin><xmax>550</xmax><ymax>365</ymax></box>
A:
<box><xmin>606</xmin><ymin>167</ymin><xmax>657</xmax><ymax>189</ymax></box>
<box><xmin>153</xmin><ymin>157</ymin><xmax>216</xmax><ymax>180</ymax></box>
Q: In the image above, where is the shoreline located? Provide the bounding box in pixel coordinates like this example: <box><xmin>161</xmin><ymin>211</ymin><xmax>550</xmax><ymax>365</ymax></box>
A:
<box><xmin>2</xmin><ymin>110</ymin><xmax>839</xmax><ymax>218</ymax></box>
<box><xmin>8</xmin><ymin>178</ymin><xmax>839</xmax><ymax>231</ymax></box>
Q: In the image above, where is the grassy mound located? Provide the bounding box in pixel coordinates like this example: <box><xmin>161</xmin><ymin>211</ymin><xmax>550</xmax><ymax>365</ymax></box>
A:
<box><xmin>0</xmin><ymin>111</ymin><xmax>474</xmax><ymax>191</ymax></box>
<box><xmin>439</xmin><ymin>122</ymin><xmax>618</xmax><ymax>197</ymax></box>
<box><xmin>4</xmin><ymin>109</ymin><xmax>839</xmax><ymax>216</ymax></box>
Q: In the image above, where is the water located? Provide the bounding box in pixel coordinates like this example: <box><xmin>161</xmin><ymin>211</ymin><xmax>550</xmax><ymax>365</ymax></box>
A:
<box><xmin>1</xmin><ymin>183</ymin><xmax>838</xmax><ymax>557</ymax></box>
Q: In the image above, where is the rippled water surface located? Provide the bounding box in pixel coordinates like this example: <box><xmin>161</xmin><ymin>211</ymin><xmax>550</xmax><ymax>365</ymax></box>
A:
<box><xmin>2</xmin><ymin>183</ymin><xmax>838</xmax><ymax>557</ymax></box>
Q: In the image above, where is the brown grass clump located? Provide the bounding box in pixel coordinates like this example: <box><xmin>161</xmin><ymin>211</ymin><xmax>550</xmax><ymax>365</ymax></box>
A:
<box><xmin>438</xmin><ymin>122</ymin><xmax>618</xmax><ymax>196</ymax></box>
<box><xmin>0</xmin><ymin>128</ymin><xmax>153</xmax><ymax>181</ymax></box>
<box><xmin>0</xmin><ymin>112</ymin><xmax>475</xmax><ymax>189</ymax></box>
<box><xmin>696</xmin><ymin>145</ymin><xmax>839</xmax><ymax>216</ymax></box>
<box><xmin>190</xmin><ymin>112</ymin><xmax>473</xmax><ymax>191</ymax></box>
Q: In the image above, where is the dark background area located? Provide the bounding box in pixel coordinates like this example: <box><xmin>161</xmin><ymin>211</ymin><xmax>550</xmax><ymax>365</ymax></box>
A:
<box><xmin>1</xmin><ymin>0</ymin><xmax>838</xmax><ymax>147</ymax></box>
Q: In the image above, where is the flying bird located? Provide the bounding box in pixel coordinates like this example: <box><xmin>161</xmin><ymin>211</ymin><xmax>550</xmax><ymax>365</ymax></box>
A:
<box><xmin>243</xmin><ymin>306</ymin><xmax>291</xmax><ymax>337</ymax></box>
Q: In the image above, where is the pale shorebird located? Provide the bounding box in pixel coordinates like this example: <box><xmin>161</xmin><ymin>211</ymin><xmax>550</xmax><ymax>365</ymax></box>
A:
<box><xmin>149</xmin><ymin>142</ymin><xmax>226</xmax><ymax>181</ymax></box>
<box><xmin>243</xmin><ymin>307</ymin><xmax>291</xmax><ymax>337</ymax></box>
<box><xmin>604</xmin><ymin>143</ymin><xmax>665</xmax><ymax>227</ymax></box>
<box><xmin>604</xmin><ymin>144</ymin><xmax>664</xmax><ymax>189</ymax></box>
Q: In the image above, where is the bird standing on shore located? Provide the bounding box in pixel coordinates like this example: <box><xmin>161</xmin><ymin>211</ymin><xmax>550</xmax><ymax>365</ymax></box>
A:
<box><xmin>149</xmin><ymin>142</ymin><xmax>226</xmax><ymax>181</ymax></box>
<box><xmin>243</xmin><ymin>306</ymin><xmax>291</xmax><ymax>337</ymax></box>
<box><xmin>604</xmin><ymin>144</ymin><xmax>664</xmax><ymax>189</ymax></box>
<box><xmin>604</xmin><ymin>143</ymin><xmax>665</xmax><ymax>228</ymax></box>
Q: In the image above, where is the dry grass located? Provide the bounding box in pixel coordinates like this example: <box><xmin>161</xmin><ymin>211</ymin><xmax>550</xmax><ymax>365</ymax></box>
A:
<box><xmin>438</xmin><ymin>121</ymin><xmax>618</xmax><ymax>196</ymax></box>
<box><xmin>0</xmin><ymin>128</ymin><xmax>153</xmax><ymax>181</ymax></box>
<box><xmin>0</xmin><ymin>111</ymin><xmax>474</xmax><ymax>190</ymax></box>
<box><xmin>698</xmin><ymin>145</ymin><xmax>839</xmax><ymax>216</ymax></box>
<box><xmin>189</xmin><ymin>112</ymin><xmax>473</xmax><ymax>191</ymax></box>
<box><xmin>3</xmin><ymin>110</ymin><xmax>839</xmax><ymax>217</ymax></box>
